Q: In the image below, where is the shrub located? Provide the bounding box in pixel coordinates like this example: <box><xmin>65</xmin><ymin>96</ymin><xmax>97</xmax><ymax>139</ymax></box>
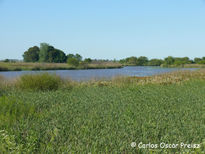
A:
<box><xmin>84</xmin><ymin>58</ymin><xmax>92</xmax><ymax>63</ymax></box>
<box><xmin>67</xmin><ymin>58</ymin><xmax>79</xmax><ymax>67</ymax></box>
<box><xmin>3</xmin><ymin>59</ymin><xmax>9</xmax><ymax>62</ymax></box>
<box><xmin>0</xmin><ymin>66</ymin><xmax>8</xmax><ymax>71</ymax></box>
<box><xmin>17</xmin><ymin>73</ymin><xmax>62</xmax><ymax>91</ymax></box>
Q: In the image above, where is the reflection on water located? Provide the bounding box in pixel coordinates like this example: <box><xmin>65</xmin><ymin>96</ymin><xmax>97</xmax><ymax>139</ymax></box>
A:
<box><xmin>0</xmin><ymin>66</ymin><xmax>198</xmax><ymax>81</ymax></box>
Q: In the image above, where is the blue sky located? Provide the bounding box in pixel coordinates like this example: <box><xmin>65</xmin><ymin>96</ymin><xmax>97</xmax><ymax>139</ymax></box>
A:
<box><xmin>0</xmin><ymin>0</ymin><xmax>205</xmax><ymax>60</ymax></box>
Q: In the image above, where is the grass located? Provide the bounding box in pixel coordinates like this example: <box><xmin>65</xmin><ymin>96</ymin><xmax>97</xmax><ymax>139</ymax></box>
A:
<box><xmin>0</xmin><ymin>96</ymin><xmax>36</xmax><ymax>127</ymax></box>
<box><xmin>0</xmin><ymin>70</ymin><xmax>205</xmax><ymax>153</ymax></box>
<box><xmin>0</xmin><ymin>61</ymin><xmax>122</xmax><ymax>71</ymax></box>
<box><xmin>16</xmin><ymin>73</ymin><xmax>63</xmax><ymax>91</ymax></box>
<box><xmin>184</xmin><ymin>64</ymin><xmax>205</xmax><ymax>68</ymax></box>
<box><xmin>161</xmin><ymin>63</ymin><xmax>205</xmax><ymax>68</ymax></box>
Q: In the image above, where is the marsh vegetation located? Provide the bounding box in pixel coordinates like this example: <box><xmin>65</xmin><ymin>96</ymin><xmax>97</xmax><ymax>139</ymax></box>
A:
<box><xmin>0</xmin><ymin>61</ymin><xmax>122</xmax><ymax>71</ymax></box>
<box><xmin>0</xmin><ymin>70</ymin><xmax>205</xmax><ymax>153</ymax></box>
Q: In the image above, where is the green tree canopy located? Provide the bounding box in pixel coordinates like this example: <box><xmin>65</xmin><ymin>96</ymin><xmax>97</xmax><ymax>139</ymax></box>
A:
<box><xmin>194</xmin><ymin>58</ymin><xmax>202</xmax><ymax>64</ymax></box>
<box><xmin>39</xmin><ymin>43</ymin><xmax>50</xmax><ymax>62</ymax></box>
<box><xmin>67</xmin><ymin>54</ymin><xmax>82</xmax><ymax>62</ymax></box>
<box><xmin>84</xmin><ymin>58</ymin><xmax>92</xmax><ymax>63</ymax></box>
<box><xmin>136</xmin><ymin>56</ymin><xmax>148</xmax><ymax>66</ymax></box>
<box><xmin>48</xmin><ymin>49</ymin><xmax>67</xmax><ymax>63</ymax></box>
<box><xmin>164</xmin><ymin>56</ymin><xmax>175</xmax><ymax>65</ymax></box>
<box><xmin>148</xmin><ymin>59</ymin><xmax>163</xmax><ymax>66</ymax></box>
<box><xmin>75</xmin><ymin>54</ymin><xmax>82</xmax><ymax>61</ymax></box>
<box><xmin>67</xmin><ymin>58</ymin><xmax>79</xmax><ymax>67</ymax></box>
<box><xmin>39</xmin><ymin>43</ymin><xmax>67</xmax><ymax>63</ymax></box>
<box><xmin>67</xmin><ymin>54</ymin><xmax>75</xmax><ymax>59</ymax></box>
<box><xmin>174</xmin><ymin>57</ymin><xmax>192</xmax><ymax>66</ymax></box>
<box><xmin>23</xmin><ymin>46</ymin><xmax>40</xmax><ymax>62</ymax></box>
<box><xmin>125</xmin><ymin>56</ymin><xmax>137</xmax><ymax>65</ymax></box>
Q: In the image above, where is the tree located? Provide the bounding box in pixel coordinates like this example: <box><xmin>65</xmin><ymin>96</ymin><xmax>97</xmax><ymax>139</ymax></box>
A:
<box><xmin>39</xmin><ymin>43</ymin><xmax>67</xmax><ymax>63</ymax></box>
<box><xmin>119</xmin><ymin>59</ymin><xmax>126</xmax><ymax>64</ymax></box>
<box><xmin>164</xmin><ymin>56</ymin><xmax>175</xmax><ymax>65</ymax></box>
<box><xmin>67</xmin><ymin>58</ymin><xmax>79</xmax><ymax>67</ymax></box>
<box><xmin>67</xmin><ymin>54</ymin><xmax>75</xmax><ymax>59</ymax></box>
<box><xmin>136</xmin><ymin>56</ymin><xmax>148</xmax><ymax>66</ymax></box>
<box><xmin>148</xmin><ymin>59</ymin><xmax>163</xmax><ymax>66</ymax></box>
<box><xmin>23</xmin><ymin>46</ymin><xmax>40</xmax><ymax>62</ymax></box>
<box><xmin>174</xmin><ymin>57</ymin><xmax>191</xmax><ymax>66</ymax></box>
<box><xmin>48</xmin><ymin>49</ymin><xmax>67</xmax><ymax>63</ymax></box>
<box><xmin>75</xmin><ymin>54</ymin><xmax>82</xmax><ymax>61</ymax></box>
<box><xmin>84</xmin><ymin>58</ymin><xmax>92</xmax><ymax>63</ymax></box>
<box><xmin>125</xmin><ymin>56</ymin><xmax>137</xmax><ymax>65</ymax></box>
<box><xmin>67</xmin><ymin>53</ymin><xmax>82</xmax><ymax>62</ymax></box>
<box><xmin>48</xmin><ymin>50</ymin><xmax>58</xmax><ymax>63</ymax></box>
<box><xmin>57</xmin><ymin>49</ymin><xmax>67</xmax><ymax>63</ymax></box>
<box><xmin>66</xmin><ymin>53</ymin><xmax>82</xmax><ymax>67</ymax></box>
<box><xmin>198</xmin><ymin>60</ymin><xmax>205</xmax><ymax>64</ymax></box>
<box><xmin>194</xmin><ymin>58</ymin><xmax>202</xmax><ymax>64</ymax></box>
<box><xmin>3</xmin><ymin>59</ymin><xmax>9</xmax><ymax>62</ymax></box>
<box><xmin>39</xmin><ymin>43</ymin><xmax>50</xmax><ymax>62</ymax></box>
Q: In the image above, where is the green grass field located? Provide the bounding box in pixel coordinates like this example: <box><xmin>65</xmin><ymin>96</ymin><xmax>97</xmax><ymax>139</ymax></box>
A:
<box><xmin>0</xmin><ymin>71</ymin><xmax>205</xmax><ymax>153</ymax></box>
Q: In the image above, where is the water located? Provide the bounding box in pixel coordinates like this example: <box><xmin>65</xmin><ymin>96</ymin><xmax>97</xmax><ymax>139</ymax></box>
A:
<box><xmin>0</xmin><ymin>66</ymin><xmax>198</xmax><ymax>81</ymax></box>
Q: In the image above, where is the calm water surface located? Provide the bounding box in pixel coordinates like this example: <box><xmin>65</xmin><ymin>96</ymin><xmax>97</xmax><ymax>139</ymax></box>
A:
<box><xmin>0</xmin><ymin>66</ymin><xmax>198</xmax><ymax>81</ymax></box>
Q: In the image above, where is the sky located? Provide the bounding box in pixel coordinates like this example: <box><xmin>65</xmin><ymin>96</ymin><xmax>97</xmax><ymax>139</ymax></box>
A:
<box><xmin>0</xmin><ymin>0</ymin><xmax>205</xmax><ymax>60</ymax></box>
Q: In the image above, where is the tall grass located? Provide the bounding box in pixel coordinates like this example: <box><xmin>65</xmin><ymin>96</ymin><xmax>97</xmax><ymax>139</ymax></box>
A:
<box><xmin>16</xmin><ymin>73</ymin><xmax>62</xmax><ymax>91</ymax></box>
<box><xmin>0</xmin><ymin>75</ymin><xmax>4</xmax><ymax>82</ymax></box>
<box><xmin>83</xmin><ymin>61</ymin><xmax>122</xmax><ymax>69</ymax></box>
<box><xmin>184</xmin><ymin>64</ymin><xmax>205</xmax><ymax>68</ymax></box>
<box><xmin>1</xmin><ymin>70</ymin><xmax>205</xmax><ymax>91</ymax></box>
<box><xmin>0</xmin><ymin>75</ymin><xmax>5</xmax><ymax>96</ymax></box>
<box><xmin>0</xmin><ymin>79</ymin><xmax>205</xmax><ymax>153</ymax></box>
<box><xmin>0</xmin><ymin>96</ymin><xmax>36</xmax><ymax>126</ymax></box>
<box><xmin>0</xmin><ymin>96</ymin><xmax>40</xmax><ymax>153</ymax></box>
<box><xmin>0</xmin><ymin>70</ymin><xmax>205</xmax><ymax>152</ymax></box>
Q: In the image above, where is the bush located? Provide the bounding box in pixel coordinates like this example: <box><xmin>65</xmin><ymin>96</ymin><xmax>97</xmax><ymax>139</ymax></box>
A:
<box><xmin>84</xmin><ymin>58</ymin><xmax>92</xmax><ymax>63</ymax></box>
<box><xmin>17</xmin><ymin>73</ymin><xmax>62</xmax><ymax>91</ymax></box>
<box><xmin>3</xmin><ymin>59</ymin><xmax>9</xmax><ymax>62</ymax></box>
<box><xmin>0</xmin><ymin>66</ymin><xmax>8</xmax><ymax>71</ymax></box>
<box><xmin>67</xmin><ymin>58</ymin><xmax>79</xmax><ymax>67</ymax></box>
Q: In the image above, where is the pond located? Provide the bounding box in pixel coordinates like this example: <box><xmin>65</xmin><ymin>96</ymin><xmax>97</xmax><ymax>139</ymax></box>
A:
<box><xmin>0</xmin><ymin>66</ymin><xmax>198</xmax><ymax>81</ymax></box>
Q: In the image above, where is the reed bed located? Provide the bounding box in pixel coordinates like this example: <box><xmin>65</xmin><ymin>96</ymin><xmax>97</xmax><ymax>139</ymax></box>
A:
<box><xmin>0</xmin><ymin>75</ymin><xmax>4</xmax><ymax>81</ymax></box>
<box><xmin>0</xmin><ymin>61</ymin><xmax>122</xmax><ymax>71</ymax></box>
<box><xmin>1</xmin><ymin>70</ymin><xmax>205</xmax><ymax>90</ymax></box>
<box><xmin>85</xmin><ymin>69</ymin><xmax>205</xmax><ymax>87</ymax></box>
<box><xmin>184</xmin><ymin>64</ymin><xmax>205</xmax><ymax>68</ymax></box>
<box><xmin>86</xmin><ymin>61</ymin><xmax>122</xmax><ymax>69</ymax></box>
<box><xmin>0</xmin><ymin>70</ymin><xmax>205</xmax><ymax>153</ymax></box>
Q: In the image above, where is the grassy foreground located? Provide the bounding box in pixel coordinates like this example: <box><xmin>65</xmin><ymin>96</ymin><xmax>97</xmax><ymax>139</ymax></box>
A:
<box><xmin>0</xmin><ymin>71</ymin><xmax>205</xmax><ymax>153</ymax></box>
<box><xmin>0</xmin><ymin>61</ymin><xmax>122</xmax><ymax>71</ymax></box>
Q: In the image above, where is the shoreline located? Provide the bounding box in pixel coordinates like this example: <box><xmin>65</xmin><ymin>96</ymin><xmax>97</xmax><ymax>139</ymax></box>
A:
<box><xmin>1</xmin><ymin>62</ymin><xmax>204</xmax><ymax>72</ymax></box>
<box><xmin>0</xmin><ymin>62</ymin><xmax>123</xmax><ymax>72</ymax></box>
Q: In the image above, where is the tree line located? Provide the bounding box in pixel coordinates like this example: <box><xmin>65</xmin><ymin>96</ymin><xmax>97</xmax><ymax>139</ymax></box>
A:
<box><xmin>119</xmin><ymin>56</ymin><xmax>205</xmax><ymax>66</ymax></box>
<box><xmin>23</xmin><ymin>43</ymin><xmax>92</xmax><ymax>66</ymax></box>
<box><xmin>22</xmin><ymin>43</ymin><xmax>205</xmax><ymax>67</ymax></box>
